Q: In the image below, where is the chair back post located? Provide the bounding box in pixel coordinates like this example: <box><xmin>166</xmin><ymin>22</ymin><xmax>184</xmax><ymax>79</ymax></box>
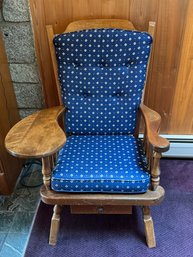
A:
<box><xmin>134</xmin><ymin>21</ymin><xmax>155</xmax><ymax>138</ymax></box>
<box><xmin>141</xmin><ymin>21</ymin><xmax>156</xmax><ymax>104</ymax></box>
<box><xmin>144</xmin><ymin>22</ymin><xmax>161</xmax><ymax>192</ymax></box>
<box><xmin>46</xmin><ymin>25</ymin><xmax>63</xmax><ymax>105</ymax></box>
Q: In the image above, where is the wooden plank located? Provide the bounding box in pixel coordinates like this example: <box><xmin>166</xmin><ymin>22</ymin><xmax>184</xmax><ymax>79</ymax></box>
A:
<box><xmin>71</xmin><ymin>0</ymin><xmax>102</xmax><ymax>21</ymax></box>
<box><xmin>0</xmin><ymin>34</ymin><xmax>21</xmax><ymax>127</ymax></box>
<box><xmin>0</xmin><ymin>32</ymin><xmax>22</xmax><ymax>195</ymax></box>
<box><xmin>101</xmin><ymin>0</ymin><xmax>130</xmax><ymax>19</ymax></box>
<box><xmin>43</xmin><ymin>0</ymin><xmax>73</xmax><ymax>33</ymax></box>
<box><xmin>130</xmin><ymin>0</ymin><xmax>158</xmax><ymax>31</ymax></box>
<box><xmin>169</xmin><ymin>0</ymin><xmax>193</xmax><ymax>134</ymax></box>
<box><xmin>29</xmin><ymin>0</ymin><xmax>59</xmax><ymax>107</ymax></box>
<box><xmin>144</xmin><ymin>0</ymin><xmax>188</xmax><ymax>133</ymax></box>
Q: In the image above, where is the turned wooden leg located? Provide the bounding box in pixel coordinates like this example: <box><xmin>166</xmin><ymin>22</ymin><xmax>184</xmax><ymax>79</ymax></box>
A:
<box><xmin>142</xmin><ymin>206</ymin><xmax>156</xmax><ymax>248</ymax></box>
<box><xmin>49</xmin><ymin>204</ymin><xmax>63</xmax><ymax>245</ymax></box>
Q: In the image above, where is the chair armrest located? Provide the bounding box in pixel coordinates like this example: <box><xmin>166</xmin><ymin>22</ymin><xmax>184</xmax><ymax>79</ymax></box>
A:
<box><xmin>5</xmin><ymin>106</ymin><xmax>67</xmax><ymax>159</ymax></box>
<box><xmin>139</xmin><ymin>104</ymin><xmax>170</xmax><ymax>153</ymax></box>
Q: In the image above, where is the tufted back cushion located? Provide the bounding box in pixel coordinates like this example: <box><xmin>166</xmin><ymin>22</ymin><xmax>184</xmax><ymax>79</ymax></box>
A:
<box><xmin>53</xmin><ymin>29</ymin><xmax>152</xmax><ymax>135</ymax></box>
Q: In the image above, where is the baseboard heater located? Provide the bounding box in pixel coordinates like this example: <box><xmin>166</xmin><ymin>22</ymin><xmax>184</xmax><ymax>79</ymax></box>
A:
<box><xmin>140</xmin><ymin>134</ymin><xmax>193</xmax><ymax>158</ymax></box>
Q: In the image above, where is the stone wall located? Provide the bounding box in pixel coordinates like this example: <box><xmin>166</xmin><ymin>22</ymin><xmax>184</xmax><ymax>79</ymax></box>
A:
<box><xmin>0</xmin><ymin>0</ymin><xmax>43</xmax><ymax>118</ymax></box>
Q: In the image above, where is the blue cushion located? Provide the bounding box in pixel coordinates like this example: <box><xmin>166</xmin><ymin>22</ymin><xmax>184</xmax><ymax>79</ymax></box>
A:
<box><xmin>51</xmin><ymin>135</ymin><xmax>150</xmax><ymax>193</ymax></box>
<box><xmin>54</xmin><ymin>29</ymin><xmax>152</xmax><ymax>135</ymax></box>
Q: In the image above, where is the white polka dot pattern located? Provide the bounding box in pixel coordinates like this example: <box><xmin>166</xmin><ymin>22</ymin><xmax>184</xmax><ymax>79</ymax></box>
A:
<box><xmin>53</xmin><ymin>29</ymin><xmax>152</xmax><ymax>135</ymax></box>
<box><xmin>51</xmin><ymin>135</ymin><xmax>150</xmax><ymax>193</ymax></box>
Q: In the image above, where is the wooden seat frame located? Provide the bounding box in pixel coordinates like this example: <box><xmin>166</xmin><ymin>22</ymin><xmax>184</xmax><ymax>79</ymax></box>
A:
<box><xmin>5</xmin><ymin>19</ymin><xmax>170</xmax><ymax>248</ymax></box>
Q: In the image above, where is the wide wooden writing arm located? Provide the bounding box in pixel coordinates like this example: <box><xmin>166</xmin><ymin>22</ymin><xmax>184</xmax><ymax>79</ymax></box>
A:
<box><xmin>5</xmin><ymin>106</ymin><xmax>66</xmax><ymax>159</ymax></box>
<box><xmin>140</xmin><ymin>104</ymin><xmax>170</xmax><ymax>153</ymax></box>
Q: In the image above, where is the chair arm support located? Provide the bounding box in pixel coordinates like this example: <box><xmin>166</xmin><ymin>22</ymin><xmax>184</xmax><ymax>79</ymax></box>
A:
<box><xmin>5</xmin><ymin>106</ymin><xmax>67</xmax><ymax>159</ymax></box>
<box><xmin>139</xmin><ymin>104</ymin><xmax>170</xmax><ymax>153</ymax></box>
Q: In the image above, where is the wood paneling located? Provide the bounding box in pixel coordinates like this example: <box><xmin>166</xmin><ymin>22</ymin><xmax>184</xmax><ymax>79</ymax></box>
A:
<box><xmin>29</xmin><ymin>0</ymin><xmax>191</xmax><ymax>134</ymax></box>
<box><xmin>169</xmin><ymin>0</ymin><xmax>193</xmax><ymax>134</ymax></box>
<box><xmin>145</xmin><ymin>0</ymin><xmax>188</xmax><ymax>133</ymax></box>
<box><xmin>0</xmin><ymin>33</ymin><xmax>22</xmax><ymax>195</ymax></box>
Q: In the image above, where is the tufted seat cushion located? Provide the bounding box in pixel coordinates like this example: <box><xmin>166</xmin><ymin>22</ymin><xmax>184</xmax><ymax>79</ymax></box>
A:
<box><xmin>53</xmin><ymin>29</ymin><xmax>152</xmax><ymax>135</ymax></box>
<box><xmin>51</xmin><ymin>135</ymin><xmax>150</xmax><ymax>193</ymax></box>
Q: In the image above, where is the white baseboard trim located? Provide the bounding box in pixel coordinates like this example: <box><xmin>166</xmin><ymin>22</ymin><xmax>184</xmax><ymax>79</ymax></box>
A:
<box><xmin>139</xmin><ymin>134</ymin><xmax>193</xmax><ymax>158</ymax></box>
<box><xmin>162</xmin><ymin>142</ymin><xmax>193</xmax><ymax>158</ymax></box>
<box><xmin>161</xmin><ymin>134</ymin><xmax>193</xmax><ymax>158</ymax></box>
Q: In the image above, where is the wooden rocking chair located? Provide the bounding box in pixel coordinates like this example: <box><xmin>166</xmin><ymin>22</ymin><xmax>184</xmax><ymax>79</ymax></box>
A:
<box><xmin>5</xmin><ymin>19</ymin><xmax>169</xmax><ymax>248</ymax></box>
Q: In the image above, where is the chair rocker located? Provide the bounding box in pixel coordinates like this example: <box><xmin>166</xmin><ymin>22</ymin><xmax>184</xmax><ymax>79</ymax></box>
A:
<box><xmin>5</xmin><ymin>19</ymin><xmax>170</xmax><ymax>248</ymax></box>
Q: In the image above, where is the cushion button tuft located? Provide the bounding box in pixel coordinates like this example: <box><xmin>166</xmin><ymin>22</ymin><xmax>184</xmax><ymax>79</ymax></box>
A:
<box><xmin>83</xmin><ymin>92</ymin><xmax>91</xmax><ymax>97</ymax></box>
<box><xmin>72</xmin><ymin>61</ymin><xmax>80</xmax><ymax>67</ymax></box>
